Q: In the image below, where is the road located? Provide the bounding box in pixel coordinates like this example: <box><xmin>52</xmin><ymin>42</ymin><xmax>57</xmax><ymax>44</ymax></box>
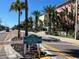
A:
<box><xmin>9</xmin><ymin>31</ymin><xmax>79</xmax><ymax>59</ymax></box>
<box><xmin>42</xmin><ymin>38</ymin><xmax>79</xmax><ymax>59</ymax></box>
<box><xmin>0</xmin><ymin>31</ymin><xmax>8</xmax><ymax>59</ymax></box>
<box><xmin>34</xmin><ymin>31</ymin><xmax>79</xmax><ymax>59</ymax></box>
<box><xmin>0</xmin><ymin>31</ymin><xmax>79</xmax><ymax>59</ymax></box>
<box><xmin>0</xmin><ymin>31</ymin><xmax>23</xmax><ymax>59</ymax></box>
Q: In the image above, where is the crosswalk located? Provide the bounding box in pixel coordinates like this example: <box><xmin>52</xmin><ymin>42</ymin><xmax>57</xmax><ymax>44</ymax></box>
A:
<box><xmin>0</xmin><ymin>31</ymin><xmax>23</xmax><ymax>59</ymax></box>
<box><xmin>0</xmin><ymin>32</ymin><xmax>8</xmax><ymax>59</ymax></box>
<box><xmin>0</xmin><ymin>32</ymin><xmax>7</xmax><ymax>41</ymax></box>
<box><xmin>0</xmin><ymin>45</ymin><xmax>7</xmax><ymax>59</ymax></box>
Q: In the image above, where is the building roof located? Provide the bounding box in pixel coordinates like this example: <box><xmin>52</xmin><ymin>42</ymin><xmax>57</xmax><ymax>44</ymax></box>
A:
<box><xmin>56</xmin><ymin>1</ymin><xmax>70</xmax><ymax>9</ymax></box>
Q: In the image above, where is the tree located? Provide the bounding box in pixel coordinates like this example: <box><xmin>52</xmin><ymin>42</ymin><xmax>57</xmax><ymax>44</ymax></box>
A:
<box><xmin>51</xmin><ymin>6</ymin><xmax>58</xmax><ymax>32</ymax></box>
<box><xmin>29</xmin><ymin>16</ymin><xmax>33</xmax><ymax>31</ymax></box>
<box><xmin>10</xmin><ymin>0</ymin><xmax>25</xmax><ymax>38</ymax></box>
<box><xmin>56</xmin><ymin>11</ymin><xmax>65</xmax><ymax>35</ymax></box>
<box><xmin>12</xmin><ymin>25</ymin><xmax>18</xmax><ymax>30</ymax></box>
<box><xmin>0</xmin><ymin>19</ymin><xmax>2</xmax><ymax>25</ymax></box>
<box><xmin>62</xmin><ymin>7</ymin><xmax>69</xmax><ymax>35</ymax></box>
<box><xmin>38</xmin><ymin>20</ymin><xmax>43</xmax><ymax>31</ymax></box>
<box><xmin>44</xmin><ymin>5</ymin><xmax>54</xmax><ymax>34</ymax></box>
<box><xmin>25</xmin><ymin>0</ymin><xmax>28</xmax><ymax>36</ymax></box>
<box><xmin>59</xmin><ymin>3</ymin><xmax>75</xmax><ymax>36</ymax></box>
<box><xmin>68</xmin><ymin>0</ymin><xmax>76</xmax><ymax>3</ymax></box>
<box><xmin>32</xmin><ymin>10</ymin><xmax>41</xmax><ymax>31</ymax></box>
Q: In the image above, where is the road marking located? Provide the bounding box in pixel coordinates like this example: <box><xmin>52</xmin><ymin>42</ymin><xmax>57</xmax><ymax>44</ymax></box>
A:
<box><xmin>43</xmin><ymin>42</ymin><xmax>75</xmax><ymax>46</ymax></box>
<box><xmin>43</xmin><ymin>43</ymin><xmax>77</xmax><ymax>59</ymax></box>
<box><xmin>40</xmin><ymin>44</ymin><xmax>57</xmax><ymax>59</ymax></box>
<box><xmin>40</xmin><ymin>56</ymin><xmax>51</xmax><ymax>59</ymax></box>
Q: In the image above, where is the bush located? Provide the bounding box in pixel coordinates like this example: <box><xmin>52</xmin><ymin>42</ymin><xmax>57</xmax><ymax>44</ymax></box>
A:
<box><xmin>45</xmin><ymin>31</ymin><xmax>50</xmax><ymax>34</ymax></box>
<box><xmin>54</xmin><ymin>31</ymin><xmax>59</xmax><ymax>36</ymax></box>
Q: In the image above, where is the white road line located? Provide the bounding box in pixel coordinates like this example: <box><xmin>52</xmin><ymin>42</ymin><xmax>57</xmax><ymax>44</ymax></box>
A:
<box><xmin>40</xmin><ymin>44</ymin><xmax>57</xmax><ymax>59</ymax></box>
<box><xmin>43</xmin><ymin>42</ymin><xmax>74</xmax><ymax>46</ymax></box>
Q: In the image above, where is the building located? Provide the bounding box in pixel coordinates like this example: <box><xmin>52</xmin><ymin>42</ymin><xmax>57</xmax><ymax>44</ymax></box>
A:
<box><xmin>39</xmin><ymin>0</ymin><xmax>76</xmax><ymax>31</ymax></box>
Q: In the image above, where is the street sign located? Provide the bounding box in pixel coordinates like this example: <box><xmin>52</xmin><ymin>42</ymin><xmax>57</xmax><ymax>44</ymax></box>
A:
<box><xmin>24</xmin><ymin>34</ymin><xmax>42</xmax><ymax>44</ymax></box>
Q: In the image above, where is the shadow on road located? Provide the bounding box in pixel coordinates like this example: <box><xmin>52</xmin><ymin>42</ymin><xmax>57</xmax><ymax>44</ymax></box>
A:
<box><xmin>43</xmin><ymin>37</ymin><xmax>60</xmax><ymax>42</ymax></box>
<box><xmin>64</xmin><ymin>49</ymin><xmax>79</xmax><ymax>58</ymax></box>
<box><xmin>46</xmin><ymin>54</ymin><xmax>57</xmax><ymax>57</ymax></box>
<box><xmin>44</xmin><ymin>49</ymin><xmax>79</xmax><ymax>58</ymax></box>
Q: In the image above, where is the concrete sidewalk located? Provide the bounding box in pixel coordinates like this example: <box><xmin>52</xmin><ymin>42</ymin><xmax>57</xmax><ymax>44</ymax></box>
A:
<box><xmin>4</xmin><ymin>31</ymin><xmax>23</xmax><ymax>59</ymax></box>
<box><xmin>49</xmin><ymin>35</ymin><xmax>79</xmax><ymax>46</ymax></box>
<box><xmin>4</xmin><ymin>45</ymin><xmax>23</xmax><ymax>59</ymax></box>
<box><xmin>36</xmin><ymin>31</ymin><xmax>79</xmax><ymax>46</ymax></box>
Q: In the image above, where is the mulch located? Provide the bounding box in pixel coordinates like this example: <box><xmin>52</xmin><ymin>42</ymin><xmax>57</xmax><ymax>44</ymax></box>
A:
<box><xmin>11</xmin><ymin>37</ymin><xmax>24</xmax><ymax>56</ymax></box>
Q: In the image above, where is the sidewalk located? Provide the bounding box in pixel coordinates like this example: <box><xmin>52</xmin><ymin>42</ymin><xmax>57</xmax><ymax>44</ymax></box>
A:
<box><xmin>49</xmin><ymin>35</ymin><xmax>79</xmax><ymax>46</ymax></box>
<box><xmin>36</xmin><ymin>31</ymin><xmax>79</xmax><ymax>46</ymax></box>
<box><xmin>4</xmin><ymin>45</ymin><xmax>23</xmax><ymax>59</ymax></box>
<box><xmin>4</xmin><ymin>31</ymin><xmax>23</xmax><ymax>59</ymax></box>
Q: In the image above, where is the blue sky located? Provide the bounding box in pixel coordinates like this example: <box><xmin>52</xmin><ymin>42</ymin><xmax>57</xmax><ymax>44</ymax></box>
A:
<box><xmin>0</xmin><ymin>0</ymin><xmax>65</xmax><ymax>28</ymax></box>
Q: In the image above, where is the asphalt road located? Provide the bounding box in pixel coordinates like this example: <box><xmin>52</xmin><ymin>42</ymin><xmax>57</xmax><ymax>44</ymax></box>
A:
<box><xmin>43</xmin><ymin>38</ymin><xmax>79</xmax><ymax>59</ymax></box>
<box><xmin>0</xmin><ymin>31</ymin><xmax>79</xmax><ymax>59</ymax></box>
<box><xmin>0</xmin><ymin>31</ymin><xmax>8</xmax><ymax>59</ymax></box>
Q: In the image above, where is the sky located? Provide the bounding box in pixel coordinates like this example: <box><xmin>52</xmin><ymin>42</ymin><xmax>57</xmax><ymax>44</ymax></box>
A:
<box><xmin>0</xmin><ymin>0</ymin><xmax>65</xmax><ymax>28</ymax></box>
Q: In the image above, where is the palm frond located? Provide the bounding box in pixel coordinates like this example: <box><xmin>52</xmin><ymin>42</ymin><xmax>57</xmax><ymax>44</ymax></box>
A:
<box><xmin>69</xmin><ymin>0</ymin><xmax>76</xmax><ymax>3</ymax></box>
<box><xmin>16</xmin><ymin>0</ymin><xmax>20</xmax><ymax>4</ymax></box>
<box><xmin>10</xmin><ymin>2</ymin><xmax>18</xmax><ymax>12</ymax></box>
<box><xmin>20</xmin><ymin>2</ymin><xmax>25</xmax><ymax>9</ymax></box>
<box><xmin>10</xmin><ymin>0</ymin><xmax>25</xmax><ymax>12</ymax></box>
<box><xmin>44</xmin><ymin>5</ymin><xmax>55</xmax><ymax>14</ymax></box>
<box><xmin>32</xmin><ymin>10</ymin><xmax>41</xmax><ymax>16</ymax></box>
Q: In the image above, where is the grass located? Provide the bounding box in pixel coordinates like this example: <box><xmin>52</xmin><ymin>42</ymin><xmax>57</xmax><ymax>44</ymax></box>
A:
<box><xmin>51</xmin><ymin>31</ymin><xmax>74</xmax><ymax>39</ymax></box>
<box><xmin>61</xmin><ymin>35</ymin><xmax>74</xmax><ymax>39</ymax></box>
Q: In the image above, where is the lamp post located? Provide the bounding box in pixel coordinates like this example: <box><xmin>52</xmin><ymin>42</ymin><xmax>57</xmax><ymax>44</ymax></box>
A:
<box><xmin>75</xmin><ymin>0</ymin><xmax>78</xmax><ymax>39</ymax></box>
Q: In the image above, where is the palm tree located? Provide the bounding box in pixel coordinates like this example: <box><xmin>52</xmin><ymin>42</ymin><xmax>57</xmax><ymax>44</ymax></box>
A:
<box><xmin>38</xmin><ymin>20</ymin><xmax>43</xmax><ymax>31</ymax></box>
<box><xmin>51</xmin><ymin>6</ymin><xmax>58</xmax><ymax>32</ymax></box>
<box><xmin>44</xmin><ymin>5</ymin><xmax>54</xmax><ymax>34</ymax></box>
<box><xmin>32</xmin><ymin>10</ymin><xmax>41</xmax><ymax>31</ymax></box>
<box><xmin>10</xmin><ymin>0</ymin><xmax>25</xmax><ymax>38</ymax></box>
<box><xmin>0</xmin><ymin>19</ymin><xmax>1</xmax><ymax>25</ymax></box>
<box><xmin>60</xmin><ymin>5</ymin><xmax>75</xmax><ymax>35</ymax></box>
<box><xmin>25</xmin><ymin>0</ymin><xmax>28</xmax><ymax>36</ymax></box>
<box><xmin>29</xmin><ymin>16</ymin><xmax>33</xmax><ymax>31</ymax></box>
<box><xmin>68</xmin><ymin>0</ymin><xmax>76</xmax><ymax>3</ymax></box>
<box><xmin>58</xmin><ymin>6</ymin><xmax>71</xmax><ymax>36</ymax></box>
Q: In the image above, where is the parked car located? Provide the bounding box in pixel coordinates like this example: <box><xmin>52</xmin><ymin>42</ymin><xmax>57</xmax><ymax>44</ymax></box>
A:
<box><xmin>6</xmin><ymin>27</ymin><xmax>9</xmax><ymax>32</ymax></box>
<box><xmin>20</xmin><ymin>58</ymin><xmax>26</xmax><ymax>59</ymax></box>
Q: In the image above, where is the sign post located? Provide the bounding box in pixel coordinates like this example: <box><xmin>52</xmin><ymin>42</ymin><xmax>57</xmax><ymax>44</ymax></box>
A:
<box><xmin>23</xmin><ymin>34</ymin><xmax>42</xmax><ymax>58</ymax></box>
<box><xmin>24</xmin><ymin>44</ymin><xmax>26</xmax><ymax>55</ymax></box>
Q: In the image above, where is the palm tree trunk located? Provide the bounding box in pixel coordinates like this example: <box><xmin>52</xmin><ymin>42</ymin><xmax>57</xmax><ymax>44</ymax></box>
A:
<box><xmin>48</xmin><ymin>14</ymin><xmax>52</xmax><ymax>34</ymax></box>
<box><xmin>24</xmin><ymin>0</ymin><xmax>28</xmax><ymax>57</ymax></box>
<box><xmin>25</xmin><ymin>0</ymin><xmax>28</xmax><ymax>36</ymax></box>
<box><xmin>18</xmin><ymin>10</ymin><xmax>21</xmax><ymax>38</ymax></box>
<box><xmin>35</xmin><ymin>16</ymin><xmax>38</xmax><ymax>30</ymax></box>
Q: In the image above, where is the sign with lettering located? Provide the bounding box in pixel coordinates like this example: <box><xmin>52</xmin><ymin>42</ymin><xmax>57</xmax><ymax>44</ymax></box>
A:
<box><xmin>24</xmin><ymin>34</ymin><xmax>42</xmax><ymax>44</ymax></box>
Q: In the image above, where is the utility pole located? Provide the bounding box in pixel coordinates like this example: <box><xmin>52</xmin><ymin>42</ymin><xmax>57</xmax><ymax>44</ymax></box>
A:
<box><xmin>75</xmin><ymin>0</ymin><xmax>78</xmax><ymax>39</ymax></box>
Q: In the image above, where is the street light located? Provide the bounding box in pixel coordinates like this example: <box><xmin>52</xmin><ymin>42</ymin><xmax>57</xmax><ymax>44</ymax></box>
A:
<box><xmin>75</xmin><ymin>0</ymin><xmax>78</xmax><ymax>39</ymax></box>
